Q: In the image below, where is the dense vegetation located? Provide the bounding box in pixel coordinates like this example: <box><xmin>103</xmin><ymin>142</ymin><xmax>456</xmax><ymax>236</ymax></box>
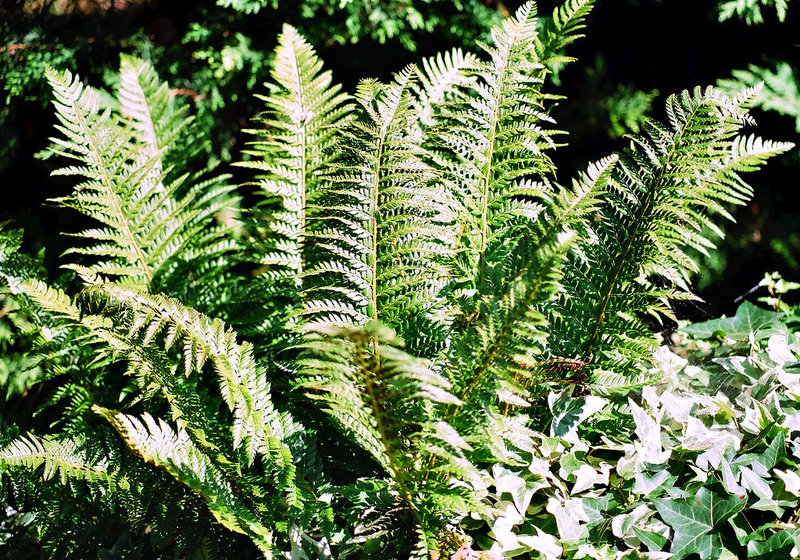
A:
<box><xmin>3</xmin><ymin>0</ymin><xmax>800</xmax><ymax>304</ymax></box>
<box><xmin>2</xmin><ymin>0</ymin><xmax>800</xmax><ymax>559</ymax></box>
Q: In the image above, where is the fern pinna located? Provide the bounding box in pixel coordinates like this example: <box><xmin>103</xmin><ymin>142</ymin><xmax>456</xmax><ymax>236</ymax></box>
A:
<box><xmin>0</xmin><ymin>0</ymin><xmax>793</xmax><ymax>558</ymax></box>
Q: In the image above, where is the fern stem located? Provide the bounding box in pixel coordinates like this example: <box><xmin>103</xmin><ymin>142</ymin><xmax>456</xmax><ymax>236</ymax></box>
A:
<box><xmin>354</xmin><ymin>337</ymin><xmax>417</xmax><ymax>514</ymax></box>
<box><xmin>289</xmin><ymin>46</ymin><xmax>309</xmax><ymax>276</ymax></box>
<box><xmin>449</xmin><ymin>252</ymin><xmax>552</xmax><ymax>420</ymax></box>
<box><xmin>369</xmin><ymin>138</ymin><xmax>384</xmax><ymax>323</ymax></box>
<box><xmin>477</xmin><ymin>51</ymin><xmax>509</xmax><ymax>288</ymax></box>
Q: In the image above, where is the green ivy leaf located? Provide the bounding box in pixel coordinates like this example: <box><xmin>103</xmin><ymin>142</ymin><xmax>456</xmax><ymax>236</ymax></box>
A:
<box><xmin>654</xmin><ymin>487</ymin><xmax>747</xmax><ymax>560</ymax></box>
<box><xmin>681</xmin><ymin>302</ymin><xmax>784</xmax><ymax>343</ymax></box>
<box><xmin>633</xmin><ymin>527</ymin><xmax>669</xmax><ymax>552</ymax></box>
<box><xmin>754</xmin><ymin>431</ymin><xmax>786</xmax><ymax>471</ymax></box>
<box><xmin>747</xmin><ymin>528</ymin><xmax>800</xmax><ymax>558</ymax></box>
<box><xmin>549</xmin><ymin>390</ymin><xmax>606</xmax><ymax>444</ymax></box>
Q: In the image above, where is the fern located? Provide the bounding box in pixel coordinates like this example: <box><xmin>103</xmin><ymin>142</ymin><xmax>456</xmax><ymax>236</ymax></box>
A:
<box><xmin>95</xmin><ymin>408</ymin><xmax>276</xmax><ymax>555</ymax></box>
<box><xmin>0</xmin><ymin>433</ymin><xmax>121</xmax><ymax>488</ymax></box>
<box><xmin>0</xmin><ymin>2</ymin><xmax>795</xmax><ymax>558</ymax></box>
<box><xmin>47</xmin><ymin>57</ymin><xmax>238</xmax><ymax>300</ymax></box>
<box><xmin>447</xmin><ymin>155</ymin><xmax>617</xmax><ymax>427</ymax></box>
<box><xmin>84</xmin><ymin>280</ymin><xmax>292</xmax><ymax>468</ymax></box>
<box><xmin>305</xmin><ymin>68</ymin><xmax>454</xmax><ymax>335</ymax></box>
<box><xmin>552</xmin><ymin>86</ymin><xmax>794</xmax><ymax>391</ymax></box>
<box><xmin>435</xmin><ymin>1</ymin><xmax>559</xmax><ymax>290</ymax></box>
<box><xmin>300</xmin><ymin>322</ymin><xmax>479</xmax><ymax>551</ymax></box>
<box><xmin>719</xmin><ymin>61</ymin><xmax>800</xmax><ymax>132</ymax></box>
<box><xmin>239</xmin><ymin>25</ymin><xmax>353</xmax><ymax>281</ymax></box>
<box><xmin>717</xmin><ymin>0</ymin><xmax>789</xmax><ymax>24</ymax></box>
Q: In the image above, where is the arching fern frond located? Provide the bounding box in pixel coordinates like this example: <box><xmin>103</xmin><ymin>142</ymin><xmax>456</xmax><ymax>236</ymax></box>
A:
<box><xmin>0</xmin><ymin>433</ymin><xmax>121</xmax><ymax>489</ymax></box>
<box><xmin>238</xmin><ymin>24</ymin><xmax>353</xmax><ymax>280</ymax></box>
<box><xmin>304</xmin><ymin>67</ymin><xmax>454</xmax><ymax>340</ymax></box>
<box><xmin>552</xmin><ymin>86</ymin><xmax>794</xmax><ymax>392</ymax></box>
<box><xmin>46</xmin><ymin>58</ymin><xmax>238</xmax><ymax>295</ymax></box>
<box><xmin>94</xmin><ymin>407</ymin><xmax>275</xmax><ymax>557</ymax></box>
<box><xmin>300</xmin><ymin>322</ymin><xmax>478</xmax><ymax>548</ymax></box>
<box><xmin>84</xmin><ymin>280</ymin><xmax>291</xmax><ymax>469</ymax></box>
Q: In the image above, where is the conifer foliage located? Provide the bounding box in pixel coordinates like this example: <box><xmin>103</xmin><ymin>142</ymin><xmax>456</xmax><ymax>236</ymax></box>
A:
<box><xmin>0</xmin><ymin>1</ymin><xmax>793</xmax><ymax>558</ymax></box>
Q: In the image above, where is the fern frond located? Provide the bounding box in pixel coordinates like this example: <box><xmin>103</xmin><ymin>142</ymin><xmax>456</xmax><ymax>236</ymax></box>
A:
<box><xmin>434</xmin><ymin>1</ymin><xmax>570</xmax><ymax>290</ymax></box>
<box><xmin>717</xmin><ymin>0</ymin><xmax>788</xmax><ymax>24</ymax></box>
<box><xmin>46</xmin><ymin>65</ymin><xmax>155</xmax><ymax>286</ymax></box>
<box><xmin>94</xmin><ymin>407</ymin><xmax>275</xmax><ymax>557</ymax></box>
<box><xmin>239</xmin><ymin>24</ymin><xmax>353</xmax><ymax>279</ymax></box>
<box><xmin>300</xmin><ymin>322</ymin><xmax>478</xmax><ymax>544</ymax></box>
<box><xmin>553</xmin><ymin>86</ymin><xmax>794</xmax><ymax>391</ymax></box>
<box><xmin>413</xmin><ymin>48</ymin><xmax>477</xmax><ymax>126</ymax></box>
<box><xmin>447</xmin><ymin>230</ymin><xmax>575</xmax><ymax>426</ymax></box>
<box><xmin>85</xmin><ymin>280</ymin><xmax>291</xmax><ymax>469</ymax></box>
<box><xmin>117</xmin><ymin>53</ymin><xmax>190</xmax><ymax>179</ymax></box>
<box><xmin>0</xmin><ymin>433</ymin><xmax>122</xmax><ymax>488</ymax></box>
<box><xmin>46</xmin><ymin>59</ymin><xmax>238</xmax><ymax>294</ymax></box>
<box><xmin>538</xmin><ymin>0</ymin><xmax>595</xmax><ymax>63</ymax></box>
<box><xmin>304</xmin><ymin>68</ymin><xmax>454</xmax><ymax>340</ymax></box>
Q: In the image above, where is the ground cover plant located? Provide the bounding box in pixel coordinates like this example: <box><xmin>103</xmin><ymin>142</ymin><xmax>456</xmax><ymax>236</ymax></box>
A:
<box><xmin>0</xmin><ymin>0</ymin><xmax>798</xmax><ymax>558</ymax></box>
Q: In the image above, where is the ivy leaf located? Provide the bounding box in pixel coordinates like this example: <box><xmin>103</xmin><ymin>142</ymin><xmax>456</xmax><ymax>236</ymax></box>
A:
<box><xmin>548</xmin><ymin>390</ymin><xmax>606</xmax><ymax>444</ymax></box>
<box><xmin>750</xmin><ymin>495</ymin><xmax>795</xmax><ymax>516</ymax></box>
<box><xmin>633</xmin><ymin>527</ymin><xmax>669</xmax><ymax>552</ymax></box>
<box><xmin>681</xmin><ymin>302</ymin><xmax>784</xmax><ymax>343</ymax></box>
<box><xmin>546</xmin><ymin>497</ymin><xmax>589</xmax><ymax>546</ymax></box>
<box><xmin>740</xmin><ymin>465</ymin><xmax>772</xmax><ymax>499</ymax></box>
<box><xmin>774</xmin><ymin>469</ymin><xmax>800</xmax><ymax>496</ymax></box>
<box><xmin>754</xmin><ymin>431</ymin><xmax>785</xmax><ymax>471</ymax></box>
<box><xmin>747</xmin><ymin>529</ymin><xmax>800</xmax><ymax>558</ymax></box>
<box><xmin>654</xmin><ymin>487</ymin><xmax>747</xmax><ymax>560</ymax></box>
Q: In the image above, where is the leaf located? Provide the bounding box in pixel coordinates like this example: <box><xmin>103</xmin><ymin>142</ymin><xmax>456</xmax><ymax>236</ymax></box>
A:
<box><xmin>654</xmin><ymin>487</ymin><xmax>747</xmax><ymax>560</ymax></box>
<box><xmin>681</xmin><ymin>302</ymin><xmax>784</xmax><ymax>342</ymax></box>
<box><xmin>634</xmin><ymin>527</ymin><xmax>669</xmax><ymax>552</ymax></box>
<box><xmin>774</xmin><ymin>469</ymin><xmax>800</xmax><ymax>496</ymax></box>
<box><xmin>754</xmin><ymin>431</ymin><xmax>785</xmax><ymax>471</ymax></box>
<box><xmin>515</xmin><ymin>528</ymin><xmax>562</xmax><ymax>560</ymax></box>
<box><xmin>747</xmin><ymin>529</ymin><xmax>800</xmax><ymax>558</ymax></box>
<box><xmin>549</xmin><ymin>390</ymin><xmax>606</xmax><ymax>444</ymax></box>
<box><xmin>546</xmin><ymin>496</ymin><xmax>590</xmax><ymax>546</ymax></box>
<box><xmin>749</xmin><ymin>495</ymin><xmax>795</xmax><ymax>516</ymax></box>
<box><xmin>740</xmin><ymin>465</ymin><xmax>772</xmax><ymax>500</ymax></box>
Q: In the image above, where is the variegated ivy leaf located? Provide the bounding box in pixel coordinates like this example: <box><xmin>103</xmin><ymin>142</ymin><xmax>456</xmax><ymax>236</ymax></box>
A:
<box><xmin>681</xmin><ymin>301</ymin><xmax>786</xmax><ymax>344</ymax></box>
<box><xmin>549</xmin><ymin>389</ymin><xmax>607</xmax><ymax>445</ymax></box>
<box><xmin>654</xmin><ymin>487</ymin><xmax>747</xmax><ymax>560</ymax></box>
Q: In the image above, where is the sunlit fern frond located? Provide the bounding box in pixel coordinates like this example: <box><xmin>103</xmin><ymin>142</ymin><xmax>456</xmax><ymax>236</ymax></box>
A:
<box><xmin>46</xmin><ymin>58</ymin><xmax>238</xmax><ymax>294</ymax></box>
<box><xmin>238</xmin><ymin>24</ymin><xmax>353</xmax><ymax>280</ymax></box>
<box><xmin>0</xmin><ymin>432</ymin><xmax>122</xmax><ymax>489</ymax></box>
<box><xmin>432</xmin><ymin>1</ymin><xmax>573</xmax><ymax>293</ymax></box>
<box><xmin>94</xmin><ymin>407</ymin><xmax>276</xmax><ymax>556</ymax></box>
<box><xmin>552</xmin><ymin>86</ymin><xmax>794</xmax><ymax>392</ymax></box>
<box><xmin>413</xmin><ymin>48</ymin><xmax>477</xmax><ymax>127</ymax></box>
<box><xmin>300</xmin><ymin>321</ymin><xmax>479</xmax><ymax>543</ymax></box>
<box><xmin>303</xmin><ymin>67</ymin><xmax>455</xmax><ymax>341</ymax></box>
<box><xmin>117</xmin><ymin>54</ymin><xmax>189</xmax><ymax>173</ymax></box>
<box><xmin>84</xmin><ymin>280</ymin><xmax>292</xmax><ymax>469</ymax></box>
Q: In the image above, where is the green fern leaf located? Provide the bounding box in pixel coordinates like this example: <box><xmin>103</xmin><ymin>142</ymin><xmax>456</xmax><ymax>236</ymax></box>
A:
<box><xmin>94</xmin><ymin>407</ymin><xmax>275</xmax><ymax>557</ymax></box>
<box><xmin>554</xmin><ymin>86</ymin><xmax>794</xmax><ymax>391</ymax></box>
